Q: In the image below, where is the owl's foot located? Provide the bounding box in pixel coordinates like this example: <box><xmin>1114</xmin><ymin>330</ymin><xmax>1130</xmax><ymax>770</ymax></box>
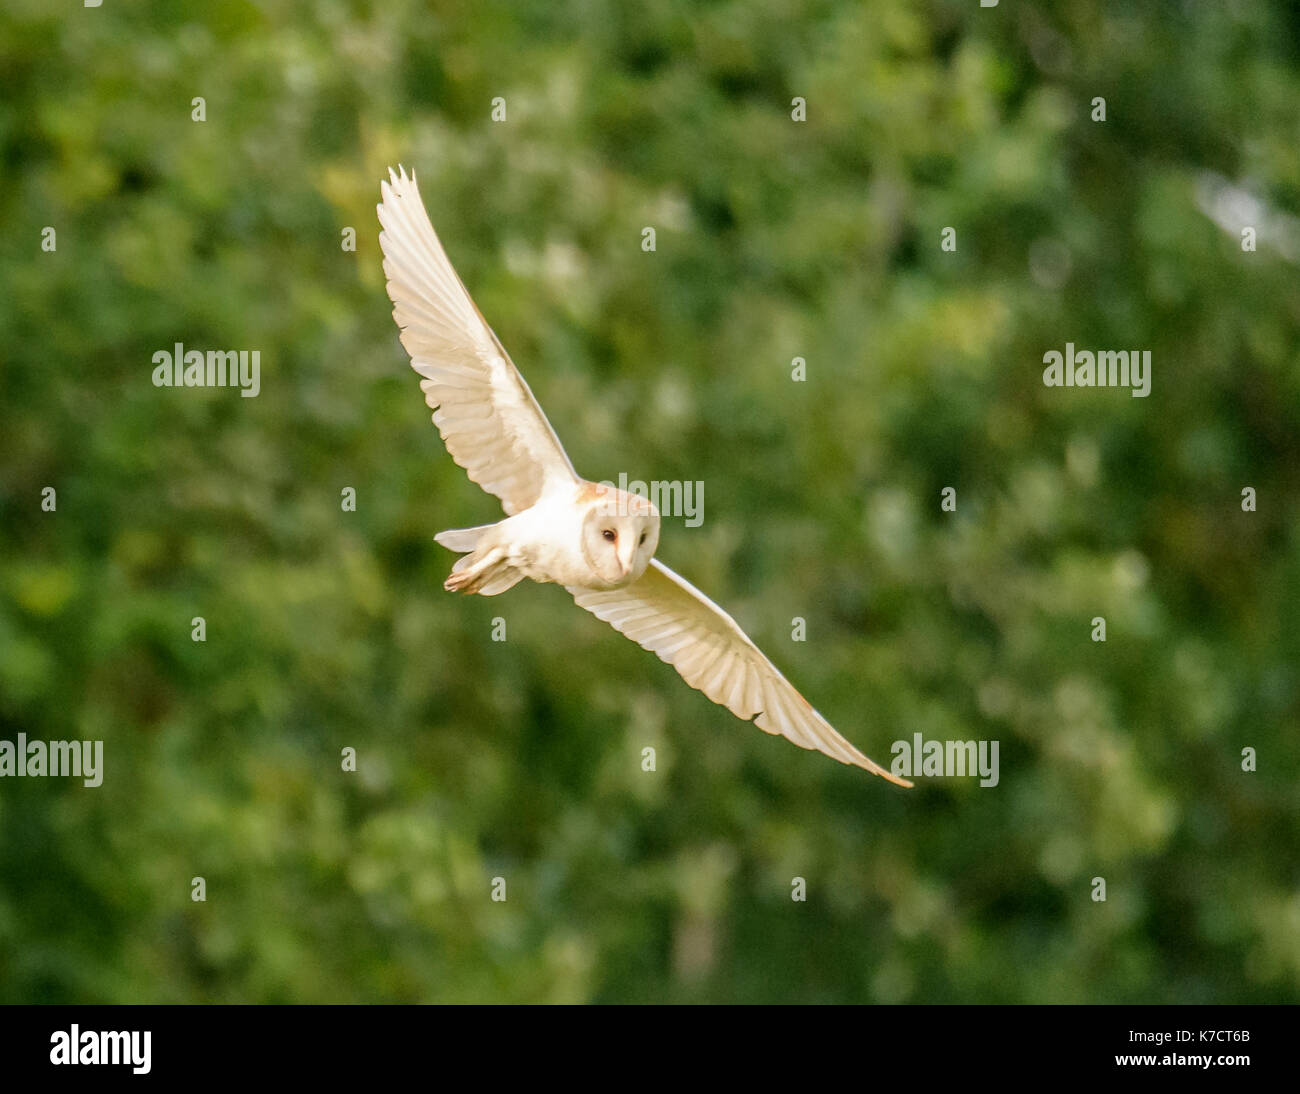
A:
<box><xmin>444</xmin><ymin>547</ymin><xmax>499</xmax><ymax>593</ymax></box>
<box><xmin>443</xmin><ymin>567</ymin><xmax>480</xmax><ymax>593</ymax></box>
<box><xmin>444</xmin><ymin>546</ymin><xmax>523</xmax><ymax>596</ymax></box>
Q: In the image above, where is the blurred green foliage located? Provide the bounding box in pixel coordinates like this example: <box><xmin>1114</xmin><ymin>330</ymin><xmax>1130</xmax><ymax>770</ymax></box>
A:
<box><xmin>1</xmin><ymin>0</ymin><xmax>1298</xmax><ymax>1003</ymax></box>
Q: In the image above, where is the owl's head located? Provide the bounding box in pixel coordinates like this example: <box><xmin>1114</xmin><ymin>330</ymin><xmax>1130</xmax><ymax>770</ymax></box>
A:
<box><xmin>578</xmin><ymin>484</ymin><xmax>660</xmax><ymax>587</ymax></box>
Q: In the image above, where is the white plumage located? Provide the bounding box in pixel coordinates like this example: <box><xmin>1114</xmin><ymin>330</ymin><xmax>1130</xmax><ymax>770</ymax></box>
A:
<box><xmin>378</xmin><ymin>166</ymin><xmax>909</xmax><ymax>786</ymax></box>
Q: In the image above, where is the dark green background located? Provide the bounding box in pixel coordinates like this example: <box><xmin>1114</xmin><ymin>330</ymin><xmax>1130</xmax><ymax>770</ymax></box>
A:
<box><xmin>1</xmin><ymin>0</ymin><xmax>1297</xmax><ymax>1003</ymax></box>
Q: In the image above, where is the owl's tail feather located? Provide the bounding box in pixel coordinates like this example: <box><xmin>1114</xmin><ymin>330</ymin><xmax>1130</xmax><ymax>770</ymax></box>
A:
<box><xmin>434</xmin><ymin>524</ymin><xmax>495</xmax><ymax>553</ymax></box>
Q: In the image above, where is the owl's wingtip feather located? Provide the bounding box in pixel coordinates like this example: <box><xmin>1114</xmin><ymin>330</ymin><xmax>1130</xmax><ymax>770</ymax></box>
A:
<box><xmin>877</xmin><ymin>765</ymin><xmax>914</xmax><ymax>789</ymax></box>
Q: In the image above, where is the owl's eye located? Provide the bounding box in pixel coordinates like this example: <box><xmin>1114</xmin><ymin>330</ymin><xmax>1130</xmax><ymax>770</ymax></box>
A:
<box><xmin>639</xmin><ymin>533</ymin><xmax>647</xmax><ymax>545</ymax></box>
<box><xmin>602</xmin><ymin>529</ymin><xmax>616</xmax><ymax>542</ymax></box>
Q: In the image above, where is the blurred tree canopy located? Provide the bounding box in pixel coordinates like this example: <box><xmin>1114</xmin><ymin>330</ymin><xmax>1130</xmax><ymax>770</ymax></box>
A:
<box><xmin>0</xmin><ymin>0</ymin><xmax>1297</xmax><ymax>1003</ymax></box>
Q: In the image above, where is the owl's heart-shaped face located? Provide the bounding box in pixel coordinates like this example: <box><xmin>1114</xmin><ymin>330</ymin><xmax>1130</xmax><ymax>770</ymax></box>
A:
<box><xmin>578</xmin><ymin>490</ymin><xmax>660</xmax><ymax>588</ymax></box>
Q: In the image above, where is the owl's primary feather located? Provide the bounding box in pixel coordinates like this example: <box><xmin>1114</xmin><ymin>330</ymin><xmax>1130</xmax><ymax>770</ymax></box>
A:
<box><xmin>378</xmin><ymin>166</ymin><xmax>909</xmax><ymax>786</ymax></box>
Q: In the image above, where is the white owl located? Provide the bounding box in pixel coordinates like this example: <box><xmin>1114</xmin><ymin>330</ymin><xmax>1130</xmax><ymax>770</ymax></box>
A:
<box><xmin>378</xmin><ymin>167</ymin><xmax>909</xmax><ymax>786</ymax></box>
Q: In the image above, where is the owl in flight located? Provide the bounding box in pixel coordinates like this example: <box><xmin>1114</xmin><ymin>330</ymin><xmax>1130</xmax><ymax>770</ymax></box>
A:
<box><xmin>377</xmin><ymin>167</ymin><xmax>909</xmax><ymax>786</ymax></box>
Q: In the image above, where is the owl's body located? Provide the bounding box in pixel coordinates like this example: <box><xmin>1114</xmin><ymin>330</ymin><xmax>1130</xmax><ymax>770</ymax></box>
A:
<box><xmin>437</xmin><ymin>482</ymin><xmax>660</xmax><ymax>595</ymax></box>
<box><xmin>378</xmin><ymin>166</ymin><xmax>910</xmax><ymax>787</ymax></box>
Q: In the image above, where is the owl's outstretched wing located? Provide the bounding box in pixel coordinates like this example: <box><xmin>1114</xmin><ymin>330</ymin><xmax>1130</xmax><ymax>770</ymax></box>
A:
<box><xmin>378</xmin><ymin>166</ymin><xmax>580</xmax><ymax>515</ymax></box>
<box><xmin>568</xmin><ymin>559</ymin><xmax>910</xmax><ymax>785</ymax></box>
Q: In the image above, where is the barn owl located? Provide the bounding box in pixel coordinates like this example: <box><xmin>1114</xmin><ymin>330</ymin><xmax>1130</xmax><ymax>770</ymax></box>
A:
<box><xmin>377</xmin><ymin>166</ymin><xmax>910</xmax><ymax>786</ymax></box>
